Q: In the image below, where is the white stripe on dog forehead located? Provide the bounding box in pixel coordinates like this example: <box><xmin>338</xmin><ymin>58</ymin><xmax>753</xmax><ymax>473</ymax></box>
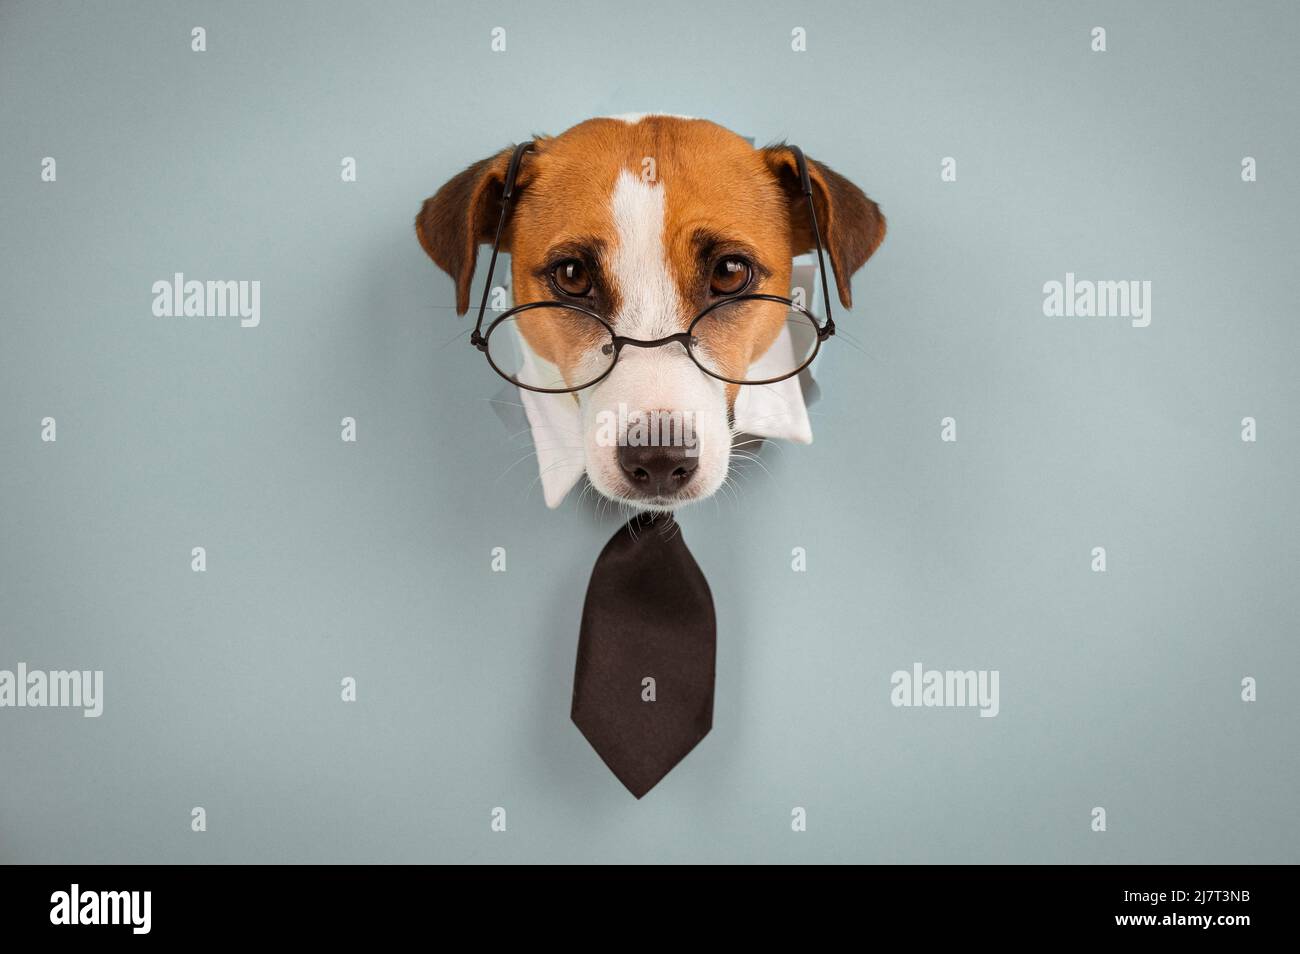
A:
<box><xmin>608</xmin><ymin>169</ymin><xmax>686</xmax><ymax>340</ymax></box>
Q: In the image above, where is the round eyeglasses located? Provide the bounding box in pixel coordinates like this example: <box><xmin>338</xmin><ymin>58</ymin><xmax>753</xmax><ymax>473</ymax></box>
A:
<box><xmin>480</xmin><ymin>293</ymin><xmax>828</xmax><ymax>394</ymax></box>
<box><xmin>466</xmin><ymin>140</ymin><xmax>838</xmax><ymax>394</ymax></box>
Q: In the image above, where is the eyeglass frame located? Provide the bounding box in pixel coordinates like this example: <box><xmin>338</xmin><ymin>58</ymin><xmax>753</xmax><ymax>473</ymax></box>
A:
<box><xmin>467</xmin><ymin>140</ymin><xmax>838</xmax><ymax>394</ymax></box>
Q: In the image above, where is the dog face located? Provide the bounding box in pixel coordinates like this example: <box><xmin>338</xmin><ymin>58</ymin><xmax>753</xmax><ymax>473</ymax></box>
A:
<box><xmin>416</xmin><ymin>115</ymin><xmax>884</xmax><ymax>509</ymax></box>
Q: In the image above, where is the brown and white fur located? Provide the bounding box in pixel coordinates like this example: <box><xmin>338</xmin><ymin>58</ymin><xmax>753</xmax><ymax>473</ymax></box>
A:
<box><xmin>416</xmin><ymin>114</ymin><xmax>885</xmax><ymax>510</ymax></box>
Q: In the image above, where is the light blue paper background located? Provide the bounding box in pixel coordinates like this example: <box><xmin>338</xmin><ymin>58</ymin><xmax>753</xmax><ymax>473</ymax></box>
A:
<box><xmin>1</xmin><ymin>0</ymin><xmax>1296</xmax><ymax>863</ymax></box>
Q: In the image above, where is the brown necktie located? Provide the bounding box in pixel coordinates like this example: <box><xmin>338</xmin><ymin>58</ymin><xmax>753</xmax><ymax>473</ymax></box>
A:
<box><xmin>571</xmin><ymin>514</ymin><xmax>716</xmax><ymax>798</ymax></box>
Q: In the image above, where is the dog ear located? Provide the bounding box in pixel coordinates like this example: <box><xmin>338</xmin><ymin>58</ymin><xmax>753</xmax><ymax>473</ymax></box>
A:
<box><xmin>762</xmin><ymin>146</ymin><xmax>885</xmax><ymax>310</ymax></box>
<box><xmin>415</xmin><ymin>146</ymin><xmax>520</xmax><ymax>315</ymax></box>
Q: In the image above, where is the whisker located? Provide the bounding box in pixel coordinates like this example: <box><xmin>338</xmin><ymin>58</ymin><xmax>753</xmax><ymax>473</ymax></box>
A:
<box><xmin>526</xmin><ymin>454</ymin><xmax>587</xmax><ymax>498</ymax></box>
<box><xmin>439</xmin><ymin>326</ymin><xmax>474</xmax><ymax>350</ymax></box>
<box><xmin>833</xmin><ymin>326</ymin><xmax>880</xmax><ymax>363</ymax></box>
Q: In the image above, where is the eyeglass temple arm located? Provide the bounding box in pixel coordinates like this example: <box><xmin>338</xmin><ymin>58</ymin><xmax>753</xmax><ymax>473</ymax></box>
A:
<box><xmin>788</xmin><ymin>145</ymin><xmax>835</xmax><ymax>339</ymax></box>
<box><xmin>470</xmin><ymin>140</ymin><xmax>536</xmax><ymax>350</ymax></box>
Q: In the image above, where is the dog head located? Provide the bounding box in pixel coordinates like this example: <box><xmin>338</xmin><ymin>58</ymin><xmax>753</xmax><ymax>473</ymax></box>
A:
<box><xmin>416</xmin><ymin>115</ymin><xmax>884</xmax><ymax>510</ymax></box>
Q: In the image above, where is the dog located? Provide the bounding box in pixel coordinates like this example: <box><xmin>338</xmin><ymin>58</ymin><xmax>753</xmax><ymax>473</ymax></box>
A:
<box><xmin>416</xmin><ymin>114</ymin><xmax>885</xmax><ymax>509</ymax></box>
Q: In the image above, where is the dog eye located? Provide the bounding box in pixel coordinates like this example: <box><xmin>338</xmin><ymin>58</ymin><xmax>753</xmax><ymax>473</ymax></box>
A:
<box><xmin>551</xmin><ymin>259</ymin><xmax>593</xmax><ymax>297</ymax></box>
<box><xmin>710</xmin><ymin>256</ymin><xmax>751</xmax><ymax>296</ymax></box>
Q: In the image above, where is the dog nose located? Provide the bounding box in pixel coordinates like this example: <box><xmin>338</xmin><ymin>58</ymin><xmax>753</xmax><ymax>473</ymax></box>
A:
<box><xmin>618</xmin><ymin>442</ymin><xmax>699</xmax><ymax>495</ymax></box>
